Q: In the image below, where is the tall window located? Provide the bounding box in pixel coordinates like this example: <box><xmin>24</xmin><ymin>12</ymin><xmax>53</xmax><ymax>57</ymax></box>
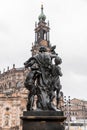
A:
<box><xmin>44</xmin><ymin>33</ymin><xmax>46</xmax><ymax>40</ymax></box>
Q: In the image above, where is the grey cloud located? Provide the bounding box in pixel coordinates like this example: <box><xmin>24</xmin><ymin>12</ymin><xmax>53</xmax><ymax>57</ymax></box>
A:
<box><xmin>0</xmin><ymin>21</ymin><xmax>10</xmax><ymax>34</ymax></box>
<box><xmin>62</xmin><ymin>55</ymin><xmax>87</xmax><ymax>76</ymax></box>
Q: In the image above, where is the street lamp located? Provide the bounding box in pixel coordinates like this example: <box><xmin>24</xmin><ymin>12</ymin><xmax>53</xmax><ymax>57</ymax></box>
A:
<box><xmin>64</xmin><ymin>96</ymin><xmax>71</xmax><ymax>130</ymax></box>
<box><xmin>82</xmin><ymin>101</ymin><xmax>86</xmax><ymax>130</ymax></box>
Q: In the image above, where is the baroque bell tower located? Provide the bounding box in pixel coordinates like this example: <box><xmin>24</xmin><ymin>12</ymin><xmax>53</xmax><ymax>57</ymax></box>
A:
<box><xmin>31</xmin><ymin>5</ymin><xmax>51</xmax><ymax>56</ymax></box>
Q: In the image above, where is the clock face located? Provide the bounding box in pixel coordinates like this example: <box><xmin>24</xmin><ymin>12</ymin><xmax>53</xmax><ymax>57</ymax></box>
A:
<box><xmin>40</xmin><ymin>40</ymin><xmax>48</xmax><ymax>47</ymax></box>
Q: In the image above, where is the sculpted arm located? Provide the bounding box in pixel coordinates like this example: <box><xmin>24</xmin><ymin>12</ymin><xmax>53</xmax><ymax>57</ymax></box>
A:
<box><xmin>24</xmin><ymin>57</ymin><xmax>36</xmax><ymax>68</ymax></box>
<box><xmin>58</xmin><ymin>66</ymin><xmax>63</xmax><ymax>76</ymax></box>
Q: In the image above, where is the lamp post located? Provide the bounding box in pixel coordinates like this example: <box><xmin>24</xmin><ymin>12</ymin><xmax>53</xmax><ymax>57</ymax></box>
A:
<box><xmin>82</xmin><ymin>101</ymin><xmax>86</xmax><ymax>130</ymax></box>
<box><xmin>64</xmin><ymin>96</ymin><xmax>71</xmax><ymax>130</ymax></box>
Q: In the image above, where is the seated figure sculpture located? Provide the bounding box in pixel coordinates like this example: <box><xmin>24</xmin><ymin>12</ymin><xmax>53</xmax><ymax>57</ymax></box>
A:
<box><xmin>24</xmin><ymin>46</ymin><xmax>62</xmax><ymax>111</ymax></box>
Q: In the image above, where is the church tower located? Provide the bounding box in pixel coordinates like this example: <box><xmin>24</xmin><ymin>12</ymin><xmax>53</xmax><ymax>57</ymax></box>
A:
<box><xmin>31</xmin><ymin>5</ymin><xmax>51</xmax><ymax>56</ymax></box>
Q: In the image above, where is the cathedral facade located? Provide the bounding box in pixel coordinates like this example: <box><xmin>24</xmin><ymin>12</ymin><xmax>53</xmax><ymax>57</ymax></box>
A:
<box><xmin>0</xmin><ymin>65</ymin><xmax>28</xmax><ymax>130</ymax></box>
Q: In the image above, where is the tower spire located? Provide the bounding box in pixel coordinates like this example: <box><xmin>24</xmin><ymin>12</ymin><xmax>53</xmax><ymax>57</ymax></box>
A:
<box><xmin>41</xmin><ymin>4</ymin><xmax>43</xmax><ymax>13</ymax></box>
<box><xmin>38</xmin><ymin>4</ymin><xmax>46</xmax><ymax>22</ymax></box>
<box><xmin>32</xmin><ymin>5</ymin><xmax>50</xmax><ymax>55</ymax></box>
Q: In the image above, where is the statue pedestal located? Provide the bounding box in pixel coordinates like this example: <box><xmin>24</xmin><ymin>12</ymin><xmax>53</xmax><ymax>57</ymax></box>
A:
<box><xmin>21</xmin><ymin>111</ymin><xmax>66</xmax><ymax>130</ymax></box>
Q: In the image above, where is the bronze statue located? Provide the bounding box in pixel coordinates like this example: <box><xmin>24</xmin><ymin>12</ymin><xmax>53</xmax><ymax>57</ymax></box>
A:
<box><xmin>24</xmin><ymin>46</ymin><xmax>62</xmax><ymax>111</ymax></box>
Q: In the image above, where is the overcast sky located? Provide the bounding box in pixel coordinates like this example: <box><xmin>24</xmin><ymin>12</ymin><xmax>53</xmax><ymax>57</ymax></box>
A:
<box><xmin>0</xmin><ymin>0</ymin><xmax>87</xmax><ymax>100</ymax></box>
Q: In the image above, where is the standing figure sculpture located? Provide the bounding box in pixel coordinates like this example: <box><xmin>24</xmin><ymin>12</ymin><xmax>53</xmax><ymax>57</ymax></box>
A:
<box><xmin>24</xmin><ymin>46</ymin><xmax>62</xmax><ymax>111</ymax></box>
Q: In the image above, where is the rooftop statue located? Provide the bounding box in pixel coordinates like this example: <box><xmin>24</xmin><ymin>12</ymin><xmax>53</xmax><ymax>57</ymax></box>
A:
<box><xmin>24</xmin><ymin>46</ymin><xmax>62</xmax><ymax>111</ymax></box>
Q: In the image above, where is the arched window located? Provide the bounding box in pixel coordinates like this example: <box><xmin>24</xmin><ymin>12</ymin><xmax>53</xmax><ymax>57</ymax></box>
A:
<box><xmin>0</xmin><ymin>86</ymin><xmax>2</xmax><ymax>92</ymax></box>
<box><xmin>73</xmin><ymin>112</ymin><xmax>74</xmax><ymax>115</ymax></box>
<box><xmin>44</xmin><ymin>33</ymin><xmax>46</xmax><ymax>40</ymax></box>
<box><xmin>9</xmin><ymin>82</ymin><xmax>11</xmax><ymax>88</ymax></box>
<box><xmin>4</xmin><ymin>84</ymin><xmax>6</xmax><ymax>90</ymax></box>
<box><xmin>4</xmin><ymin>115</ymin><xmax>10</xmax><ymax>126</ymax></box>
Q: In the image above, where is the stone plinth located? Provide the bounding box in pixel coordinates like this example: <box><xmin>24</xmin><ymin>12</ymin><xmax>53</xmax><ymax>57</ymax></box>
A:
<box><xmin>21</xmin><ymin>111</ymin><xmax>66</xmax><ymax>130</ymax></box>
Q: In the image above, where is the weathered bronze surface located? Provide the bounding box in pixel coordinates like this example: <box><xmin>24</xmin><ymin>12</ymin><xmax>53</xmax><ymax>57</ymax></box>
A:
<box><xmin>24</xmin><ymin>46</ymin><xmax>62</xmax><ymax>111</ymax></box>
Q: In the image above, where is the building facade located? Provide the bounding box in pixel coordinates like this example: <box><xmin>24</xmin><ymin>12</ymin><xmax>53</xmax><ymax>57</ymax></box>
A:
<box><xmin>70</xmin><ymin>98</ymin><xmax>87</xmax><ymax>120</ymax></box>
<box><xmin>61</xmin><ymin>98</ymin><xmax>87</xmax><ymax>122</ymax></box>
<box><xmin>0</xmin><ymin>65</ymin><xmax>28</xmax><ymax>130</ymax></box>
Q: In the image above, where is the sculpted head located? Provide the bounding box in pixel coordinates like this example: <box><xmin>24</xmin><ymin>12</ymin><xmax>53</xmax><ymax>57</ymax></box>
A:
<box><xmin>55</xmin><ymin>57</ymin><xmax>62</xmax><ymax>65</ymax></box>
<box><xmin>39</xmin><ymin>46</ymin><xmax>47</xmax><ymax>53</ymax></box>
